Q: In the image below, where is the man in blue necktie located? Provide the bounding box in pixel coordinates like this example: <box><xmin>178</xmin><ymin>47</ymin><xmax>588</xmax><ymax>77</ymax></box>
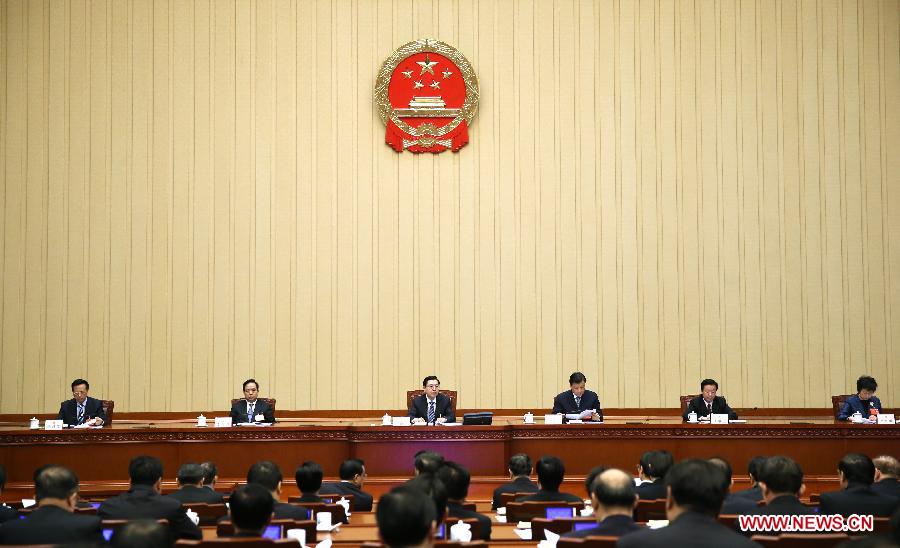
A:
<box><xmin>551</xmin><ymin>372</ymin><xmax>603</xmax><ymax>422</ymax></box>
<box><xmin>409</xmin><ymin>376</ymin><xmax>455</xmax><ymax>425</ymax></box>
<box><xmin>229</xmin><ymin>379</ymin><xmax>276</xmax><ymax>424</ymax></box>
<box><xmin>57</xmin><ymin>379</ymin><xmax>106</xmax><ymax>427</ymax></box>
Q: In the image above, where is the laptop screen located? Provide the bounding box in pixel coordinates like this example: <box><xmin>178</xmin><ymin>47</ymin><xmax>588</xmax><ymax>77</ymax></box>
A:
<box><xmin>262</xmin><ymin>524</ymin><xmax>283</xmax><ymax>539</ymax></box>
<box><xmin>545</xmin><ymin>506</ymin><xmax>575</xmax><ymax>519</ymax></box>
<box><xmin>573</xmin><ymin>521</ymin><xmax>595</xmax><ymax>531</ymax></box>
<box><xmin>102</xmin><ymin>528</ymin><xmax>115</xmax><ymax>541</ymax></box>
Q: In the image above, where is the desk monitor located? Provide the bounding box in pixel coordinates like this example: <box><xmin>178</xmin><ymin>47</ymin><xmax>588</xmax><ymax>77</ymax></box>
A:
<box><xmin>545</xmin><ymin>506</ymin><xmax>575</xmax><ymax>519</ymax></box>
<box><xmin>462</xmin><ymin>412</ymin><xmax>493</xmax><ymax>425</ymax></box>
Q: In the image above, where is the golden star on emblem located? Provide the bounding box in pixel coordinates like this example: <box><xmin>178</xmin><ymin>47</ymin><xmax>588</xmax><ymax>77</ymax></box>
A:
<box><xmin>442</xmin><ymin>69</ymin><xmax>453</xmax><ymax>79</ymax></box>
<box><xmin>417</xmin><ymin>54</ymin><xmax>438</xmax><ymax>76</ymax></box>
<box><xmin>401</xmin><ymin>70</ymin><xmax>413</xmax><ymax>78</ymax></box>
<box><xmin>413</xmin><ymin>80</ymin><xmax>424</xmax><ymax>89</ymax></box>
<box><xmin>430</xmin><ymin>80</ymin><xmax>441</xmax><ymax>90</ymax></box>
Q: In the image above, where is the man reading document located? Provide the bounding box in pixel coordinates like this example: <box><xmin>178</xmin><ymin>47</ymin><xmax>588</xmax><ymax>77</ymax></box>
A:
<box><xmin>551</xmin><ymin>372</ymin><xmax>603</xmax><ymax>422</ymax></box>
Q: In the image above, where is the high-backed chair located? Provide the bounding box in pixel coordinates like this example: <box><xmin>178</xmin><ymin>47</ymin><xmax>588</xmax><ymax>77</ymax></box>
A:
<box><xmin>831</xmin><ymin>395</ymin><xmax>852</xmax><ymax>420</ymax></box>
<box><xmin>633</xmin><ymin>499</ymin><xmax>667</xmax><ymax>522</ymax></box>
<box><xmin>505</xmin><ymin>501</ymin><xmax>582</xmax><ymax>522</ymax></box>
<box><xmin>292</xmin><ymin>502</ymin><xmax>348</xmax><ymax>524</ymax></box>
<box><xmin>295</xmin><ymin>493</ymin><xmax>356</xmax><ymax>508</ymax></box>
<box><xmin>680</xmin><ymin>395</ymin><xmax>698</xmax><ymax>415</ymax></box>
<box><xmin>181</xmin><ymin>502</ymin><xmax>228</xmax><ymax>526</ymax></box>
<box><xmin>405</xmin><ymin>390</ymin><xmax>458</xmax><ymax>417</ymax></box>
<box><xmin>101</xmin><ymin>400</ymin><xmax>115</xmax><ymax>426</ymax></box>
<box><xmin>499</xmin><ymin>491</ymin><xmax>542</xmax><ymax>507</ymax></box>
<box><xmin>216</xmin><ymin>519</ymin><xmax>315</xmax><ymax>543</ymax></box>
<box><xmin>531</xmin><ymin>517</ymin><xmax>597</xmax><ymax>541</ymax></box>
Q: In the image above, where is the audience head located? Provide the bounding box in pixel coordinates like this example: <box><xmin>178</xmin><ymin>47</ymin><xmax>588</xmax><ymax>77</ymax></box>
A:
<box><xmin>414</xmin><ymin>451</ymin><xmax>445</xmax><ymax>476</ymax></box>
<box><xmin>230</xmin><ymin>483</ymin><xmax>275</xmax><ymax>536</ymax></box>
<box><xmin>129</xmin><ymin>456</ymin><xmax>164</xmax><ymax>489</ymax></box>
<box><xmin>243</xmin><ymin>378</ymin><xmax>260</xmax><ymax>402</ymax></box>
<box><xmin>295</xmin><ymin>461</ymin><xmax>324</xmax><ymax>494</ymax></box>
<box><xmin>200</xmin><ymin>461</ymin><xmax>218</xmax><ymax>487</ymax></box>
<box><xmin>757</xmin><ymin>456</ymin><xmax>804</xmax><ymax>498</ymax></box>
<box><xmin>405</xmin><ymin>473</ymin><xmax>448</xmax><ymax>524</ymax></box>
<box><xmin>508</xmin><ymin>453</ymin><xmax>533</xmax><ymax>477</ymax></box>
<box><xmin>585</xmin><ymin>465</ymin><xmax>608</xmax><ymax>496</ymax></box>
<box><xmin>838</xmin><ymin>453</ymin><xmax>876</xmax><ymax>486</ymax></box>
<box><xmin>639</xmin><ymin>450</ymin><xmax>674</xmax><ymax>481</ymax></box>
<box><xmin>747</xmin><ymin>456</ymin><xmax>767</xmax><ymax>484</ymax></box>
<box><xmin>591</xmin><ymin>469</ymin><xmax>638</xmax><ymax>517</ymax></box>
<box><xmin>700</xmin><ymin>379</ymin><xmax>719</xmax><ymax>402</ymax></box>
<box><xmin>377</xmin><ymin>487</ymin><xmax>437</xmax><ymax>548</ymax></box>
<box><xmin>436</xmin><ymin>461</ymin><xmax>471</xmax><ymax>502</ymax></box>
<box><xmin>874</xmin><ymin>455</ymin><xmax>900</xmax><ymax>482</ymax></box>
<box><xmin>111</xmin><ymin>519</ymin><xmax>173</xmax><ymax>548</ymax></box>
<box><xmin>665</xmin><ymin>459</ymin><xmax>728</xmax><ymax>518</ymax></box>
<box><xmin>856</xmin><ymin>375</ymin><xmax>878</xmax><ymax>398</ymax></box>
<box><xmin>339</xmin><ymin>458</ymin><xmax>367</xmax><ymax>485</ymax></box>
<box><xmin>707</xmin><ymin>457</ymin><xmax>734</xmax><ymax>492</ymax></box>
<box><xmin>536</xmin><ymin>456</ymin><xmax>566</xmax><ymax>492</ymax></box>
<box><xmin>34</xmin><ymin>465</ymin><xmax>80</xmax><ymax>508</ymax></box>
<box><xmin>247</xmin><ymin>460</ymin><xmax>283</xmax><ymax>493</ymax></box>
<box><xmin>176</xmin><ymin>463</ymin><xmax>205</xmax><ymax>487</ymax></box>
<box><xmin>70</xmin><ymin>378</ymin><xmax>90</xmax><ymax>404</ymax></box>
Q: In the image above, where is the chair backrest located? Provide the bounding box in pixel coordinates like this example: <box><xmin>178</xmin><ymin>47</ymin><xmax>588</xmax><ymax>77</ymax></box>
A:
<box><xmin>315</xmin><ymin>493</ymin><xmax>355</xmax><ymax>507</ymax></box>
<box><xmin>680</xmin><ymin>395</ymin><xmax>697</xmax><ymax>414</ymax></box>
<box><xmin>176</xmin><ymin>539</ymin><xmax>300</xmax><ymax>546</ymax></box>
<box><xmin>101</xmin><ymin>400</ymin><xmax>115</xmax><ymax>426</ymax></box>
<box><xmin>499</xmin><ymin>491</ymin><xmax>540</xmax><ymax>507</ymax></box>
<box><xmin>183</xmin><ymin>502</ymin><xmax>228</xmax><ymax>526</ymax></box>
<box><xmin>531</xmin><ymin>517</ymin><xmax>597</xmax><ymax>541</ymax></box>
<box><xmin>633</xmin><ymin>499</ymin><xmax>667</xmax><ymax>522</ymax></box>
<box><xmin>216</xmin><ymin>519</ymin><xmax>315</xmax><ymax>543</ymax></box>
<box><xmin>557</xmin><ymin>536</ymin><xmax>620</xmax><ymax>548</ymax></box>
<box><xmin>405</xmin><ymin>390</ymin><xmax>458</xmax><ymax>417</ymax></box>
<box><xmin>296</xmin><ymin>502</ymin><xmax>348</xmax><ymax>524</ymax></box>
<box><xmin>751</xmin><ymin>533</ymin><xmax>850</xmax><ymax>547</ymax></box>
<box><xmin>230</xmin><ymin>398</ymin><xmax>277</xmax><ymax>411</ymax></box>
<box><xmin>717</xmin><ymin>514</ymin><xmax>739</xmax><ymax>529</ymax></box>
<box><xmin>831</xmin><ymin>395</ymin><xmax>851</xmax><ymax>419</ymax></box>
<box><xmin>505</xmin><ymin>501</ymin><xmax>582</xmax><ymax>522</ymax></box>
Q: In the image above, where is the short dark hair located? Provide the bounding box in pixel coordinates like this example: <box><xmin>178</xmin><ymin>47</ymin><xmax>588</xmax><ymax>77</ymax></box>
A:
<box><xmin>436</xmin><ymin>461</ymin><xmax>471</xmax><ymax>501</ymax></box>
<box><xmin>758</xmin><ymin>456</ymin><xmax>803</xmax><ymax>495</ymax></box>
<box><xmin>405</xmin><ymin>473</ymin><xmax>448</xmax><ymax>524</ymax></box>
<box><xmin>0</xmin><ymin>464</ymin><xmax>6</xmax><ymax>490</ymax></box>
<box><xmin>838</xmin><ymin>453</ymin><xmax>876</xmax><ymax>485</ymax></box>
<box><xmin>700</xmin><ymin>378</ymin><xmax>719</xmax><ymax>391</ymax></box>
<box><xmin>585</xmin><ymin>465</ymin><xmax>608</xmax><ymax>496</ymax></box>
<box><xmin>569</xmin><ymin>372</ymin><xmax>587</xmax><ymax>385</ymax></box>
<box><xmin>377</xmin><ymin>487</ymin><xmax>436</xmax><ymax>547</ymax></box>
<box><xmin>536</xmin><ymin>456</ymin><xmax>566</xmax><ymax>492</ymax></box>
<box><xmin>243</xmin><ymin>378</ymin><xmax>259</xmax><ymax>390</ymax></box>
<box><xmin>666</xmin><ymin>459</ymin><xmax>728</xmax><ymax>517</ymax></box>
<box><xmin>339</xmin><ymin>459</ymin><xmax>365</xmax><ymax>480</ymax></box>
<box><xmin>247</xmin><ymin>460</ymin><xmax>283</xmax><ymax>491</ymax></box>
<box><xmin>592</xmin><ymin>469</ymin><xmax>637</xmax><ymax>508</ymax></box>
<box><xmin>857</xmin><ymin>375</ymin><xmax>878</xmax><ymax>393</ymax></box>
<box><xmin>71</xmin><ymin>378</ymin><xmax>89</xmax><ymax>390</ymax></box>
<box><xmin>35</xmin><ymin>465</ymin><xmax>79</xmax><ymax>501</ymax></box>
<box><xmin>508</xmin><ymin>454</ymin><xmax>532</xmax><ymax>477</ymax></box>
<box><xmin>129</xmin><ymin>456</ymin><xmax>163</xmax><ymax>486</ymax></box>
<box><xmin>230</xmin><ymin>484</ymin><xmax>275</xmax><ymax>534</ymax></box>
<box><xmin>639</xmin><ymin>450</ymin><xmax>674</xmax><ymax>480</ymax></box>
<box><xmin>176</xmin><ymin>463</ymin><xmax>205</xmax><ymax>486</ymax></box>
<box><xmin>295</xmin><ymin>461</ymin><xmax>324</xmax><ymax>493</ymax></box>
<box><xmin>422</xmin><ymin>375</ymin><xmax>440</xmax><ymax>387</ymax></box>
<box><xmin>874</xmin><ymin>455</ymin><xmax>900</xmax><ymax>477</ymax></box>
<box><xmin>707</xmin><ymin>457</ymin><xmax>734</xmax><ymax>492</ymax></box>
<box><xmin>414</xmin><ymin>451</ymin><xmax>445</xmax><ymax>475</ymax></box>
<box><xmin>747</xmin><ymin>456</ymin><xmax>767</xmax><ymax>482</ymax></box>
<box><xmin>200</xmin><ymin>461</ymin><xmax>218</xmax><ymax>485</ymax></box>
<box><xmin>111</xmin><ymin>519</ymin><xmax>173</xmax><ymax>548</ymax></box>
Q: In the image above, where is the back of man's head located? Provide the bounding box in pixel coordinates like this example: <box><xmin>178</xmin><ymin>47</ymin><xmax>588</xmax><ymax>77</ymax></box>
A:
<box><xmin>296</xmin><ymin>461</ymin><xmax>324</xmax><ymax>494</ymax></box>
<box><xmin>176</xmin><ymin>463</ymin><xmax>205</xmax><ymax>486</ymax></box>
<box><xmin>377</xmin><ymin>487</ymin><xmax>437</xmax><ymax>548</ymax></box>
<box><xmin>747</xmin><ymin>456</ymin><xmax>767</xmax><ymax>483</ymax></box>
<box><xmin>873</xmin><ymin>455</ymin><xmax>900</xmax><ymax>479</ymax></box>
<box><xmin>339</xmin><ymin>459</ymin><xmax>365</xmax><ymax>481</ymax></box>
<box><xmin>405</xmin><ymin>473</ymin><xmax>448</xmax><ymax>524</ymax></box>
<box><xmin>414</xmin><ymin>451</ymin><xmax>445</xmax><ymax>475</ymax></box>
<box><xmin>200</xmin><ymin>461</ymin><xmax>218</xmax><ymax>486</ymax></box>
<box><xmin>639</xmin><ymin>450</ymin><xmax>674</xmax><ymax>480</ymax></box>
<box><xmin>111</xmin><ymin>519</ymin><xmax>173</xmax><ymax>548</ymax></box>
<box><xmin>536</xmin><ymin>456</ymin><xmax>566</xmax><ymax>492</ymax></box>
<box><xmin>839</xmin><ymin>453</ymin><xmax>876</xmax><ymax>485</ymax></box>
<box><xmin>584</xmin><ymin>465</ymin><xmax>608</xmax><ymax>497</ymax></box>
<box><xmin>436</xmin><ymin>462</ymin><xmax>470</xmax><ymax>501</ymax></box>
<box><xmin>758</xmin><ymin>456</ymin><xmax>803</xmax><ymax>496</ymax></box>
<box><xmin>247</xmin><ymin>460</ymin><xmax>283</xmax><ymax>492</ymax></box>
<box><xmin>707</xmin><ymin>457</ymin><xmax>735</xmax><ymax>493</ymax></box>
<box><xmin>35</xmin><ymin>465</ymin><xmax>80</xmax><ymax>502</ymax></box>
<box><xmin>592</xmin><ymin>469</ymin><xmax>637</xmax><ymax>511</ymax></box>
<box><xmin>129</xmin><ymin>456</ymin><xmax>163</xmax><ymax>487</ymax></box>
<box><xmin>230</xmin><ymin>484</ymin><xmax>275</xmax><ymax>535</ymax></box>
<box><xmin>666</xmin><ymin>460</ymin><xmax>728</xmax><ymax>517</ymax></box>
<box><xmin>508</xmin><ymin>454</ymin><xmax>532</xmax><ymax>477</ymax></box>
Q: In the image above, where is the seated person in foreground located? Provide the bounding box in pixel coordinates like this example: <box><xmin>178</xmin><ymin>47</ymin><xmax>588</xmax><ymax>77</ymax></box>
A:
<box><xmin>873</xmin><ymin>455</ymin><xmax>900</xmax><ymax>499</ymax></box>
<box><xmin>551</xmin><ymin>371</ymin><xmax>602</xmax><ymax>421</ymax></box>
<box><xmin>200</xmin><ymin>461</ymin><xmax>227</xmax><ymax>496</ymax></box>
<box><xmin>229</xmin><ymin>484</ymin><xmax>276</xmax><ymax>538</ymax></box>
<box><xmin>437</xmin><ymin>461</ymin><xmax>492</xmax><ymax>540</ymax></box>
<box><xmin>230</xmin><ymin>378</ymin><xmax>275</xmax><ymax>424</ymax></box>
<box><xmin>0</xmin><ymin>465</ymin><xmax>17</xmax><ymax>524</ymax></box>
<box><xmin>294</xmin><ymin>461</ymin><xmax>326</xmax><ymax>504</ymax></box>
<box><xmin>837</xmin><ymin>375</ymin><xmax>883</xmax><ymax>421</ymax></box>
<box><xmin>732</xmin><ymin>456</ymin><xmax>767</xmax><ymax>502</ymax></box>
<box><xmin>110</xmin><ymin>519</ymin><xmax>174</xmax><ymax>548</ymax></box>
<box><xmin>413</xmin><ymin>451</ymin><xmax>446</xmax><ymax>476</ymax></box>
<box><xmin>319</xmin><ymin>458</ymin><xmax>374</xmax><ymax>511</ymax></box>
<box><xmin>635</xmin><ymin>450</ymin><xmax>674</xmax><ymax>500</ymax></box>
<box><xmin>408</xmin><ymin>376</ymin><xmax>455</xmax><ymax>424</ymax></box>
<box><xmin>98</xmin><ymin>456</ymin><xmax>202</xmax><ymax>540</ymax></box>
<box><xmin>405</xmin><ymin>473</ymin><xmax>448</xmax><ymax>525</ymax></box>
<box><xmin>166</xmin><ymin>462</ymin><xmax>225</xmax><ymax>504</ymax></box>
<box><xmin>562</xmin><ymin>468</ymin><xmax>641</xmax><ymax>538</ymax></box>
<box><xmin>736</xmin><ymin>455</ymin><xmax>815</xmax><ymax>536</ymax></box>
<box><xmin>57</xmin><ymin>378</ymin><xmax>106</xmax><ymax>426</ymax></box>
<box><xmin>516</xmin><ymin>455</ymin><xmax>583</xmax><ymax>503</ymax></box>
<box><xmin>617</xmin><ymin>460</ymin><xmax>759</xmax><ymax>548</ymax></box>
<box><xmin>708</xmin><ymin>457</ymin><xmax>763</xmax><ymax>515</ymax></box>
<box><xmin>682</xmin><ymin>378</ymin><xmax>738</xmax><ymax>421</ymax></box>
<box><xmin>0</xmin><ymin>465</ymin><xmax>104</xmax><ymax>545</ymax></box>
<box><xmin>247</xmin><ymin>460</ymin><xmax>309</xmax><ymax>520</ymax></box>
<box><xmin>819</xmin><ymin>453</ymin><xmax>899</xmax><ymax>517</ymax></box>
<box><xmin>490</xmin><ymin>453</ymin><xmax>543</xmax><ymax>509</ymax></box>
<box><xmin>376</xmin><ymin>487</ymin><xmax>437</xmax><ymax>548</ymax></box>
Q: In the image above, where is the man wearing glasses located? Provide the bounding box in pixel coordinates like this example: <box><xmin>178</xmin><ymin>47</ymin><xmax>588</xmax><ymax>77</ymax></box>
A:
<box><xmin>408</xmin><ymin>376</ymin><xmax>455</xmax><ymax>425</ymax></box>
<box><xmin>57</xmin><ymin>379</ymin><xmax>106</xmax><ymax>427</ymax></box>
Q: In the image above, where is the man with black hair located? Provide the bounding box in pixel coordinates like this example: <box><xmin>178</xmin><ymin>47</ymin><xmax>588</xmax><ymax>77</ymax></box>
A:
<box><xmin>437</xmin><ymin>462</ymin><xmax>491</xmax><ymax>540</ymax></box>
<box><xmin>99</xmin><ymin>456</ymin><xmax>202</xmax><ymax>540</ymax></box>
<box><xmin>376</xmin><ymin>487</ymin><xmax>437</xmax><ymax>548</ymax></box>
<box><xmin>618</xmin><ymin>460</ymin><xmax>759</xmax><ymax>547</ymax></box>
<box><xmin>873</xmin><ymin>455</ymin><xmax>900</xmax><ymax>500</ymax></box>
<box><xmin>584</xmin><ymin>465</ymin><xmax>608</xmax><ymax>498</ymax></box>
<box><xmin>414</xmin><ymin>451</ymin><xmax>446</xmax><ymax>476</ymax></box>
<box><xmin>733</xmin><ymin>456</ymin><xmax>767</xmax><ymax>502</ymax></box>
<box><xmin>708</xmin><ymin>458</ymin><xmax>758</xmax><ymax>514</ymax></box>
<box><xmin>166</xmin><ymin>462</ymin><xmax>225</xmax><ymax>504</ymax></box>
<box><xmin>682</xmin><ymin>379</ymin><xmax>738</xmax><ymax>421</ymax></box>
<box><xmin>837</xmin><ymin>375</ymin><xmax>883</xmax><ymax>421</ymax></box>
<box><xmin>230</xmin><ymin>378</ymin><xmax>276</xmax><ymax>424</ymax></box>
<box><xmin>0</xmin><ymin>465</ymin><xmax>104</xmax><ymax>545</ymax></box>
<box><xmin>405</xmin><ymin>473</ymin><xmax>449</xmax><ymax>525</ymax></box>
<box><xmin>200</xmin><ymin>461</ymin><xmax>225</xmax><ymax>494</ymax></box>
<box><xmin>551</xmin><ymin>372</ymin><xmax>603</xmax><ymax>421</ymax></box>
<box><xmin>820</xmin><ymin>453</ymin><xmax>899</xmax><ymax>517</ymax></box>
<box><xmin>517</xmin><ymin>456</ymin><xmax>583</xmax><ymax>503</ymax></box>
<box><xmin>57</xmin><ymin>378</ymin><xmax>107</xmax><ymax>426</ymax></box>
<box><xmin>409</xmin><ymin>376</ymin><xmax>455</xmax><ymax>424</ymax></box>
<box><xmin>491</xmin><ymin>454</ymin><xmax>539</xmax><ymax>510</ymax></box>
<box><xmin>562</xmin><ymin>469</ymin><xmax>640</xmax><ymax>539</ymax></box>
<box><xmin>319</xmin><ymin>458</ymin><xmax>373</xmax><ymax>511</ymax></box>
<box><xmin>0</xmin><ymin>464</ymin><xmax>17</xmax><ymax>524</ymax></box>
<box><xmin>294</xmin><ymin>461</ymin><xmax>326</xmax><ymax>504</ymax></box>
<box><xmin>111</xmin><ymin>519</ymin><xmax>173</xmax><ymax>548</ymax></box>
<box><xmin>636</xmin><ymin>450</ymin><xmax>674</xmax><ymax>500</ymax></box>
<box><xmin>246</xmin><ymin>460</ymin><xmax>309</xmax><ymax>520</ymax></box>
<box><xmin>230</xmin><ymin>484</ymin><xmax>276</xmax><ymax>537</ymax></box>
<box><xmin>736</xmin><ymin>456</ymin><xmax>815</xmax><ymax>536</ymax></box>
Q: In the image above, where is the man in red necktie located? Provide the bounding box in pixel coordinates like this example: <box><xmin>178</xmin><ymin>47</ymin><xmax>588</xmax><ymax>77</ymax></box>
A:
<box><xmin>682</xmin><ymin>379</ymin><xmax>738</xmax><ymax>422</ymax></box>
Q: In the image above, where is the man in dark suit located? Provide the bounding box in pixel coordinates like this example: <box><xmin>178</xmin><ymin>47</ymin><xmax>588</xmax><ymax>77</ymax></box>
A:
<box><xmin>200</xmin><ymin>461</ymin><xmax>228</xmax><ymax>497</ymax></box>
<box><xmin>376</xmin><ymin>487</ymin><xmax>437</xmax><ymax>548</ymax></box>
<box><xmin>294</xmin><ymin>461</ymin><xmax>326</xmax><ymax>504</ymax></box>
<box><xmin>229</xmin><ymin>484</ymin><xmax>276</xmax><ymax>538</ymax></box>
<box><xmin>736</xmin><ymin>456</ymin><xmax>816</xmax><ymax>536</ymax></box>
<box><xmin>0</xmin><ymin>465</ymin><xmax>17</xmax><ymax>524</ymax></box>
<box><xmin>733</xmin><ymin>456</ymin><xmax>767</xmax><ymax>502</ymax></box>
<box><xmin>408</xmin><ymin>375</ymin><xmax>455</xmax><ymax>424</ymax></box>
<box><xmin>635</xmin><ymin>450</ymin><xmax>674</xmax><ymax>500</ymax></box>
<box><xmin>247</xmin><ymin>460</ymin><xmax>309</xmax><ymax>520</ymax></box>
<box><xmin>492</xmin><ymin>454</ymin><xmax>539</xmax><ymax>509</ymax></box>
<box><xmin>708</xmin><ymin>458</ymin><xmax>760</xmax><ymax>515</ymax></box>
<box><xmin>0</xmin><ymin>465</ymin><xmax>104</xmax><ymax>545</ymax></box>
<box><xmin>517</xmin><ymin>456</ymin><xmax>583</xmax><ymax>503</ymax></box>
<box><xmin>837</xmin><ymin>375</ymin><xmax>883</xmax><ymax>421</ymax></box>
<box><xmin>551</xmin><ymin>372</ymin><xmax>603</xmax><ymax>421</ymax></box>
<box><xmin>99</xmin><ymin>456</ymin><xmax>202</xmax><ymax>540</ymax></box>
<box><xmin>873</xmin><ymin>455</ymin><xmax>900</xmax><ymax>499</ymax></box>
<box><xmin>617</xmin><ymin>460</ymin><xmax>760</xmax><ymax>548</ymax></box>
<box><xmin>57</xmin><ymin>378</ymin><xmax>107</xmax><ymax>426</ymax></box>
<box><xmin>563</xmin><ymin>468</ymin><xmax>640</xmax><ymax>539</ymax></box>
<box><xmin>682</xmin><ymin>378</ymin><xmax>738</xmax><ymax>421</ymax></box>
<box><xmin>319</xmin><ymin>459</ymin><xmax>374</xmax><ymax>511</ymax></box>
<box><xmin>166</xmin><ymin>462</ymin><xmax>225</xmax><ymax>504</ymax></box>
<box><xmin>819</xmin><ymin>453</ymin><xmax>899</xmax><ymax>517</ymax></box>
<box><xmin>230</xmin><ymin>378</ymin><xmax>275</xmax><ymax>424</ymax></box>
<box><xmin>437</xmin><ymin>461</ymin><xmax>492</xmax><ymax>540</ymax></box>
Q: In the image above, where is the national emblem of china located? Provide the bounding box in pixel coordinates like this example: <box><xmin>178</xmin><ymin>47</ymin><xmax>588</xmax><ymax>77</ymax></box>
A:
<box><xmin>375</xmin><ymin>39</ymin><xmax>479</xmax><ymax>153</ymax></box>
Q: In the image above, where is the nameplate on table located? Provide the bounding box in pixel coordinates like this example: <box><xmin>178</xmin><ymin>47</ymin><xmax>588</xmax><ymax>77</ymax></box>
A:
<box><xmin>544</xmin><ymin>414</ymin><xmax>564</xmax><ymax>425</ymax></box>
<box><xmin>44</xmin><ymin>420</ymin><xmax>64</xmax><ymax>430</ymax></box>
<box><xmin>391</xmin><ymin>416</ymin><xmax>411</xmax><ymax>426</ymax></box>
<box><xmin>877</xmin><ymin>414</ymin><xmax>896</xmax><ymax>424</ymax></box>
<box><xmin>710</xmin><ymin>414</ymin><xmax>729</xmax><ymax>424</ymax></box>
<box><xmin>214</xmin><ymin>417</ymin><xmax>233</xmax><ymax>428</ymax></box>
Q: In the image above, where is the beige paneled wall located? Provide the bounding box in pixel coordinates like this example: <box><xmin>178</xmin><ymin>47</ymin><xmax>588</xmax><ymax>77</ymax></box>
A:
<box><xmin>1</xmin><ymin>0</ymin><xmax>898</xmax><ymax>412</ymax></box>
